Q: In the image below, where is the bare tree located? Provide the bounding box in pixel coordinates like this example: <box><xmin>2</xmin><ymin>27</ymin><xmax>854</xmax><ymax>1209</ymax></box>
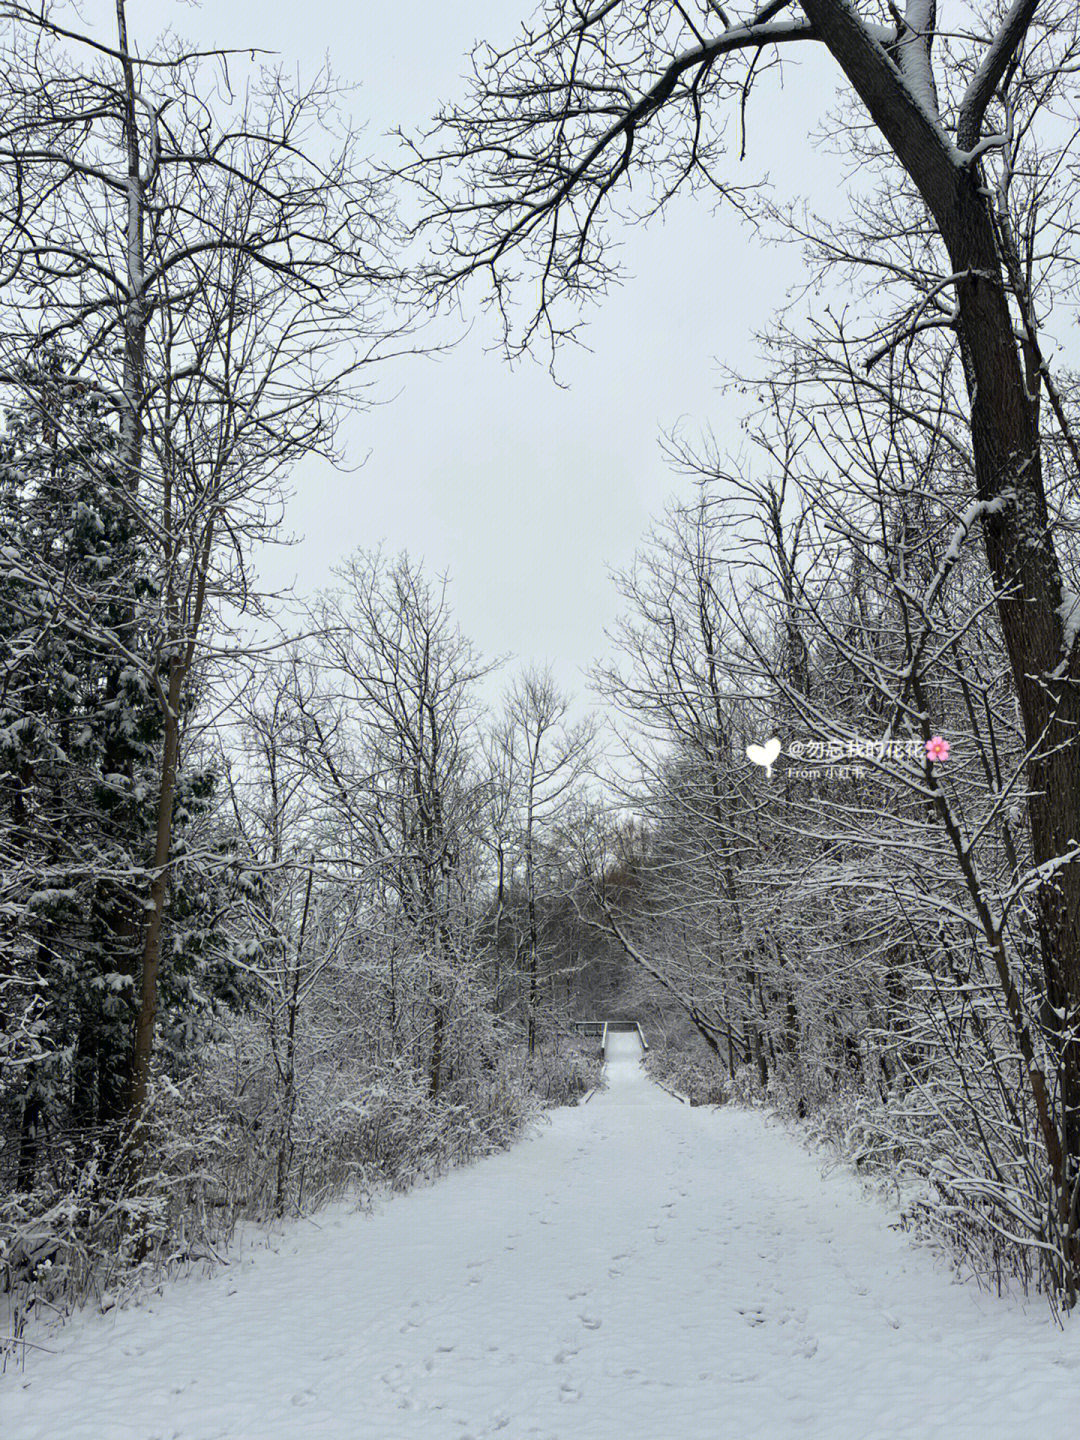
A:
<box><xmin>592</xmin><ymin>495</ymin><xmax>775</xmax><ymax>1079</ymax></box>
<box><xmin>310</xmin><ymin>552</ymin><xmax>496</xmax><ymax>1096</ymax></box>
<box><xmin>221</xmin><ymin>662</ymin><xmax>368</xmax><ymax>1215</ymax></box>
<box><xmin>0</xmin><ymin>2</ymin><xmax>400</xmax><ymax>1134</ymax></box>
<box><xmin>641</xmin><ymin>340</ymin><xmax>1080</xmax><ymax>1295</ymax></box>
<box><xmin>491</xmin><ymin>667</ymin><xmax>594</xmax><ymax>1053</ymax></box>
<box><xmin>404</xmin><ymin>0</ymin><xmax>1080</xmax><ymax>1299</ymax></box>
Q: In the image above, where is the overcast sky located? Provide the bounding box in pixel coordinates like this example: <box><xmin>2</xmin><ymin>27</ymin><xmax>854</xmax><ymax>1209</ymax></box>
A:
<box><xmin>121</xmin><ymin>2</ymin><xmax>847</xmax><ymax>708</ymax></box>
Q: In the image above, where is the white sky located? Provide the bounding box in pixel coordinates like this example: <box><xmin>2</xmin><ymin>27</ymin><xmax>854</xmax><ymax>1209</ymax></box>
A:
<box><xmin>121</xmin><ymin>2</ymin><xmax>848</xmax><ymax>707</ymax></box>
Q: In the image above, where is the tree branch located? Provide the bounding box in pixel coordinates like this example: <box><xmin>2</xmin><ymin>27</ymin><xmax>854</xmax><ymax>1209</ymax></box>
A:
<box><xmin>956</xmin><ymin>0</ymin><xmax>1039</xmax><ymax>152</ymax></box>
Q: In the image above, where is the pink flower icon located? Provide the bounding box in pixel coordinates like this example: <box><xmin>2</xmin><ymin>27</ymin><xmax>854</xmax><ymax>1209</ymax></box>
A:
<box><xmin>925</xmin><ymin>736</ymin><xmax>950</xmax><ymax>763</ymax></box>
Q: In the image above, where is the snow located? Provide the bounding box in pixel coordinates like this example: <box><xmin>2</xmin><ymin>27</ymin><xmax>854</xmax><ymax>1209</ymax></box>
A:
<box><xmin>942</xmin><ymin>495</ymin><xmax>1008</xmax><ymax>568</ymax></box>
<box><xmin>894</xmin><ymin>0</ymin><xmax>940</xmax><ymax>120</ymax></box>
<box><xmin>1059</xmin><ymin>588</ymin><xmax>1080</xmax><ymax>655</ymax></box>
<box><xmin>5</xmin><ymin>1032</ymin><xmax>1080</xmax><ymax>1439</ymax></box>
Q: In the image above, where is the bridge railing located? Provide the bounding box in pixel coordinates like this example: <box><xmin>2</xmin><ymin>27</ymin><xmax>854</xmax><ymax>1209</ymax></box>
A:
<box><xmin>573</xmin><ymin>1019</ymin><xmax>648</xmax><ymax>1059</ymax></box>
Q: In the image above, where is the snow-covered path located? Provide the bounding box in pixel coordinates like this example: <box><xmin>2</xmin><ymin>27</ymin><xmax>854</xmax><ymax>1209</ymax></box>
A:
<box><xmin>5</xmin><ymin>1033</ymin><xmax>1080</xmax><ymax>1439</ymax></box>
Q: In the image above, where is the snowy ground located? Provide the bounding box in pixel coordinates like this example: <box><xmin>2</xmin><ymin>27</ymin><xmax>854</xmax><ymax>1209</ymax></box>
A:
<box><xmin>5</xmin><ymin>1032</ymin><xmax>1080</xmax><ymax>1439</ymax></box>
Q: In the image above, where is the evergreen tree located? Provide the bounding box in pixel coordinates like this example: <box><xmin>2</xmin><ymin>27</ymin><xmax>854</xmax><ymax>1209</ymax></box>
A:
<box><xmin>0</xmin><ymin>354</ymin><xmax>238</xmax><ymax>1187</ymax></box>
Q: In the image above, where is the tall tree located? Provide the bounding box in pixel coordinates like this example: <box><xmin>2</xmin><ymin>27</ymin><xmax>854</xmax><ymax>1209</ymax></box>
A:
<box><xmin>310</xmin><ymin>552</ymin><xmax>494</xmax><ymax>1096</ymax></box>
<box><xmin>0</xmin><ymin>2</ymin><xmax>398</xmax><ymax>1135</ymax></box>
<box><xmin>493</xmin><ymin>668</ymin><xmax>594</xmax><ymax>1053</ymax></box>
<box><xmin>406</xmin><ymin>0</ymin><xmax>1080</xmax><ymax>1300</ymax></box>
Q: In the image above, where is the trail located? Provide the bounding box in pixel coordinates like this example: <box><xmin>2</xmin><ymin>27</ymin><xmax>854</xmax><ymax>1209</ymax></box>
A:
<box><xmin>4</xmin><ymin>1032</ymin><xmax>1080</xmax><ymax>1439</ymax></box>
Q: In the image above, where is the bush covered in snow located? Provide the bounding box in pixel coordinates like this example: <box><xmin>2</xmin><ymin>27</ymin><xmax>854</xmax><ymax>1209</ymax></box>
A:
<box><xmin>643</xmin><ymin>1034</ymin><xmax>728</xmax><ymax>1107</ymax></box>
<box><xmin>2</xmin><ymin>1031</ymin><xmax>600</xmax><ymax>1358</ymax></box>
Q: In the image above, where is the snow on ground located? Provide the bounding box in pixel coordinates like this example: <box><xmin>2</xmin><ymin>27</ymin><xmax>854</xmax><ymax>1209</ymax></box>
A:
<box><xmin>5</xmin><ymin>1032</ymin><xmax>1080</xmax><ymax>1439</ymax></box>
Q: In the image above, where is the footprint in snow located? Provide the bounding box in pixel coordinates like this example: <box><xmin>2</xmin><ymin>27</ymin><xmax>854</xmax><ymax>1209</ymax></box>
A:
<box><xmin>559</xmin><ymin>1385</ymin><xmax>582</xmax><ymax>1403</ymax></box>
<box><xmin>579</xmin><ymin>1314</ymin><xmax>602</xmax><ymax>1330</ymax></box>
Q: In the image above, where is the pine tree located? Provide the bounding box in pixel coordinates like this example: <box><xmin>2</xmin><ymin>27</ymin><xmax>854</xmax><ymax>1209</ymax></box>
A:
<box><xmin>0</xmin><ymin>354</ymin><xmax>159</xmax><ymax>1182</ymax></box>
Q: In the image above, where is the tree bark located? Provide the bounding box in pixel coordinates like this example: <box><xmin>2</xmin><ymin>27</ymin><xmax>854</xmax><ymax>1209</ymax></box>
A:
<box><xmin>800</xmin><ymin>0</ymin><xmax>1080</xmax><ymax>1291</ymax></box>
<box><xmin>126</xmin><ymin>656</ymin><xmax>182</xmax><ymax>1121</ymax></box>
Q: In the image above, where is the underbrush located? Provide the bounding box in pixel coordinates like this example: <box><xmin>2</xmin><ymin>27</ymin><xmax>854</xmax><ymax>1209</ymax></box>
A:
<box><xmin>798</xmin><ymin>1089</ymin><xmax>1051</xmax><ymax>1304</ymax></box>
<box><xmin>1</xmin><ymin>1038</ymin><xmax>601</xmax><ymax>1363</ymax></box>
<box><xmin>644</xmin><ymin>1034</ymin><xmax>729</xmax><ymax>1106</ymax></box>
<box><xmin>638</xmin><ymin>1024</ymin><xmax>1045</xmax><ymax>1299</ymax></box>
<box><xmin>524</xmin><ymin>1036</ymin><xmax>604</xmax><ymax>1106</ymax></box>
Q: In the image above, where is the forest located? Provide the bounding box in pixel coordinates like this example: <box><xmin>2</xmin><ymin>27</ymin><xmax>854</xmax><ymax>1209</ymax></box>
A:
<box><xmin>4</xmin><ymin>0</ymin><xmax>1080</xmax><ymax>1365</ymax></box>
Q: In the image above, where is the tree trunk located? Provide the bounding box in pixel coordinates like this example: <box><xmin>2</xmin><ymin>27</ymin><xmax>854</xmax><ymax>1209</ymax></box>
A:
<box><xmin>430</xmin><ymin>980</ymin><xmax>447</xmax><ymax>1097</ymax></box>
<box><xmin>126</xmin><ymin>656</ymin><xmax>183</xmax><ymax>1123</ymax></box>
<box><xmin>800</xmin><ymin>0</ymin><xmax>1080</xmax><ymax>1299</ymax></box>
<box><xmin>16</xmin><ymin>1093</ymin><xmax>41</xmax><ymax>1192</ymax></box>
